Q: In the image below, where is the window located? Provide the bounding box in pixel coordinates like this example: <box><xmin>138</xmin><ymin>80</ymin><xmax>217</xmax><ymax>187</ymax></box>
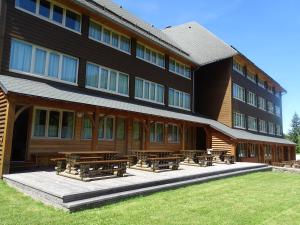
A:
<box><xmin>150</xmin><ymin>122</ymin><xmax>164</xmax><ymax>143</ymax></box>
<box><xmin>247</xmin><ymin>91</ymin><xmax>257</xmax><ymax>107</ymax></box>
<box><xmin>134</xmin><ymin>78</ymin><xmax>164</xmax><ymax>104</ymax></box>
<box><xmin>267</xmin><ymin>101</ymin><xmax>274</xmax><ymax>114</ymax></box>
<box><xmin>275</xmin><ymin>105</ymin><xmax>281</xmax><ymax>117</ymax></box>
<box><xmin>258</xmin><ymin>97</ymin><xmax>266</xmax><ymax>111</ymax></box>
<box><xmin>133</xmin><ymin>121</ymin><xmax>141</xmax><ymax>140</ymax></box>
<box><xmin>16</xmin><ymin>0</ymin><xmax>81</xmax><ymax>32</ymax></box>
<box><xmin>169</xmin><ymin>88</ymin><xmax>191</xmax><ymax>110</ymax></box>
<box><xmin>10</xmin><ymin>39</ymin><xmax>78</xmax><ymax>84</ymax></box>
<box><xmin>264</xmin><ymin>145</ymin><xmax>272</xmax><ymax>158</ymax></box>
<box><xmin>275</xmin><ymin>91</ymin><xmax>281</xmax><ymax>98</ymax></box>
<box><xmin>82</xmin><ymin>115</ymin><xmax>92</xmax><ymax>139</ymax></box>
<box><xmin>258</xmin><ymin>78</ymin><xmax>265</xmax><ymax>89</ymax></box>
<box><xmin>168</xmin><ymin>124</ymin><xmax>179</xmax><ymax>143</ymax></box>
<box><xmin>276</xmin><ymin>124</ymin><xmax>282</xmax><ymax>136</ymax></box>
<box><xmin>233</xmin><ymin>60</ymin><xmax>244</xmax><ymax>75</ymax></box>
<box><xmin>267</xmin><ymin>85</ymin><xmax>273</xmax><ymax>94</ymax></box>
<box><xmin>233</xmin><ymin>83</ymin><xmax>245</xmax><ymax>102</ymax></box>
<box><xmin>169</xmin><ymin>58</ymin><xmax>191</xmax><ymax>79</ymax></box>
<box><xmin>268</xmin><ymin>122</ymin><xmax>275</xmax><ymax>135</ymax></box>
<box><xmin>89</xmin><ymin>20</ymin><xmax>131</xmax><ymax>54</ymax></box>
<box><xmin>136</xmin><ymin>43</ymin><xmax>165</xmax><ymax>68</ymax></box>
<box><xmin>98</xmin><ymin>116</ymin><xmax>114</xmax><ymax>140</ymax></box>
<box><xmin>86</xmin><ymin>62</ymin><xmax>129</xmax><ymax>96</ymax></box>
<box><xmin>259</xmin><ymin>120</ymin><xmax>267</xmax><ymax>133</ymax></box>
<box><xmin>33</xmin><ymin>108</ymin><xmax>74</xmax><ymax>139</ymax></box>
<box><xmin>237</xmin><ymin>143</ymin><xmax>247</xmax><ymax>157</ymax></box>
<box><xmin>233</xmin><ymin>112</ymin><xmax>246</xmax><ymax>129</ymax></box>
<box><xmin>248</xmin><ymin>116</ymin><xmax>257</xmax><ymax>131</ymax></box>
<box><xmin>249</xmin><ymin>144</ymin><xmax>258</xmax><ymax>157</ymax></box>
<box><xmin>247</xmin><ymin>71</ymin><xmax>256</xmax><ymax>83</ymax></box>
<box><xmin>116</xmin><ymin>118</ymin><xmax>125</xmax><ymax>140</ymax></box>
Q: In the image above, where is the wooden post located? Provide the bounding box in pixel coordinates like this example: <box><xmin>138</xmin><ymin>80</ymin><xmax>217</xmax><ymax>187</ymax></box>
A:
<box><xmin>144</xmin><ymin>120</ymin><xmax>150</xmax><ymax>150</ymax></box>
<box><xmin>126</xmin><ymin>118</ymin><xmax>133</xmax><ymax>155</ymax></box>
<box><xmin>181</xmin><ymin>123</ymin><xmax>185</xmax><ymax>150</ymax></box>
<box><xmin>2</xmin><ymin>101</ymin><xmax>15</xmax><ymax>175</ymax></box>
<box><xmin>91</xmin><ymin>113</ymin><xmax>99</xmax><ymax>151</ymax></box>
<box><xmin>204</xmin><ymin>126</ymin><xmax>212</xmax><ymax>149</ymax></box>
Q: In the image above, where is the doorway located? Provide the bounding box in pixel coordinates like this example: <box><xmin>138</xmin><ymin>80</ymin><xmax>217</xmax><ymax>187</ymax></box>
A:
<box><xmin>196</xmin><ymin>127</ymin><xmax>206</xmax><ymax>150</ymax></box>
<box><xmin>11</xmin><ymin>108</ymin><xmax>30</xmax><ymax>161</ymax></box>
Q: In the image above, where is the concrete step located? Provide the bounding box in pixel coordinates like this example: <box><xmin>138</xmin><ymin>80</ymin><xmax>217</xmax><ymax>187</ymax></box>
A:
<box><xmin>65</xmin><ymin>166</ymin><xmax>271</xmax><ymax>212</ymax></box>
<box><xmin>62</xmin><ymin>164</ymin><xmax>269</xmax><ymax>203</ymax></box>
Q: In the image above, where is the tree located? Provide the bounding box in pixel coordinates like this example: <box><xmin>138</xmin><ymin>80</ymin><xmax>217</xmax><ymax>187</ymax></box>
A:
<box><xmin>287</xmin><ymin>112</ymin><xmax>300</xmax><ymax>153</ymax></box>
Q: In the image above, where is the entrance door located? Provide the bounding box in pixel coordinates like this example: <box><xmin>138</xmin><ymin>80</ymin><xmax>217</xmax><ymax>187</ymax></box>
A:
<box><xmin>284</xmin><ymin>147</ymin><xmax>289</xmax><ymax>161</ymax></box>
<box><xmin>196</xmin><ymin>127</ymin><xmax>206</xmax><ymax>150</ymax></box>
<box><xmin>11</xmin><ymin>108</ymin><xmax>30</xmax><ymax>161</ymax></box>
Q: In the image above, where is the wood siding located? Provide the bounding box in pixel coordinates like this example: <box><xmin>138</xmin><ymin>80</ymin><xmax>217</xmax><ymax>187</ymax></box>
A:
<box><xmin>211</xmin><ymin>131</ymin><xmax>234</xmax><ymax>154</ymax></box>
<box><xmin>0</xmin><ymin>90</ymin><xmax>8</xmax><ymax>176</ymax></box>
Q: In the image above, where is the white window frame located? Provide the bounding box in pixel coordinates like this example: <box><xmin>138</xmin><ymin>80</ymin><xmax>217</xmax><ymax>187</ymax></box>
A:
<box><xmin>267</xmin><ymin>85</ymin><xmax>273</xmax><ymax>94</ymax></box>
<box><xmin>233</xmin><ymin>112</ymin><xmax>246</xmax><ymax>129</ymax></box>
<box><xmin>247</xmin><ymin>91</ymin><xmax>257</xmax><ymax>107</ymax></box>
<box><xmin>276</xmin><ymin>124</ymin><xmax>282</xmax><ymax>136</ymax></box>
<box><xmin>98</xmin><ymin>115</ymin><xmax>115</xmax><ymax>141</ymax></box>
<box><xmin>275</xmin><ymin>105</ymin><xmax>281</xmax><ymax>117</ymax></box>
<box><xmin>248</xmin><ymin>116</ymin><xmax>257</xmax><ymax>131</ymax></box>
<box><xmin>168</xmin><ymin>124</ymin><xmax>179</xmax><ymax>144</ymax></box>
<box><xmin>15</xmin><ymin>0</ymin><xmax>82</xmax><ymax>34</ymax></box>
<box><xmin>267</xmin><ymin>101</ymin><xmax>274</xmax><ymax>114</ymax></box>
<box><xmin>258</xmin><ymin>78</ymin><xmax>266</xmax><ymax>89</ymax></box>
<box><xmin>136</xmin><ymin>42</ymin><xmax>165</xmax><ymax>69</ymax></box>
<box><xmin>233</xmin><ymin>83</ymin><xmax>245</xmax><ymax>102</ymax></box>
<box><xmin>247</xmin><ymin>71</ymin><xmax>256</xmax><ymax>83</ymax></box>
<box><xmin>31</xmin><ymin>107</ymin><xmax>75</xmax><ymax>139</ymax></box>
<box><xmin>258</xmin><ymin>96</ymin><xmax>266</xmax><ymax>111</ymax></box>
<box><xmin>168</xmin><ymin>88</ymin><xmax>191</xmax><ymax>111</ymax></box>
<box><xmin>86</xmin><ymin>61</ymin><xmax>129</xmax><ymax>97</ymax></box>
<box><xmin>150</xmin><ymin>122</ymin><xmax>164</xmax><ymax>143</ymax></box>
<box><xmin>88</xmin><ymin>19</ymin><xmax>131</xmax><ymax>55</ymax></box>
<box><xmin>268</xmin><ymin>122</ymin><xmax>275</xmax><ymax>135</ymax></box>
<box><xmin>238</xmin><ymin>143</ymin><xmax>247</xmax><ymax>157</ymax></box>
<box><xmin>10</xmin><ymin>38</ymin><xmax>79</xmax><ymax>86</ymax></box>
<box><xmin>233</xmin><ymin>60</ymin><xmax>244</xmax><ymax>76</ymax></box>
<box><xmin>134</xmin><ymin>77</ymin><xmax>165</xmax><ymax>105</ymax></box>
<box><xmin>259</xmin><ymin>120</ymin><xmax>267</xmax><ymax>133</ymax></box>
<box><xmin>169</xmin><ymin>57</ymin><xmax>191</xmax><ymax>79</ymax></box>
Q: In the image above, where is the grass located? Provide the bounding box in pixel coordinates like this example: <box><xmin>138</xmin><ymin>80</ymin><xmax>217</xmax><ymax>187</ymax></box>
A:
<box><xmin>0</xmin><ymin>171</ymin><xmax>300</xmax><ymax>225</ymax></box>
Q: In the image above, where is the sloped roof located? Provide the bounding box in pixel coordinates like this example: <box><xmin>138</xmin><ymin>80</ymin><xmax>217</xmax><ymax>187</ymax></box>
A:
<box><xmin>74</xmin><ymin>0</ymin><xmax>196</xmax><ymax>64</ymax></box>
<box><xmin>0</xmin><ymin>75</ymin><xmax>294</xmax><ymax>146</ymax></box>
<box><xmin>163</xmin><ymin>21</ymin><xmax>238</xmax><ymax>66</ymax></box>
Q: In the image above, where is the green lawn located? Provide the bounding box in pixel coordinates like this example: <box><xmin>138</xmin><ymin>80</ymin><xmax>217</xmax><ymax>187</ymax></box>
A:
<box><xmin>0</xmin><ymin>172</ymin><xmax>300</xmax><ymax>225</ymax></box>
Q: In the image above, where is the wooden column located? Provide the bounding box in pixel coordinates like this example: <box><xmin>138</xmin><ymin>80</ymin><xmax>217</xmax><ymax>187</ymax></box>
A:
<box><xmin>181</xmin><ymin>123</ymin><xmax>185</xmax><ymax>150</ymax></box>
<box><xmin>2</xmin><ymin>101</ymin><xmax>15</xmax><ymax>175</ymax></box>
<box><xmin>144</xmin><ymin>120</ymin><xmax>150</xmax><ymax>150</ymax></box>
<box><xmin>126</xmin><ymin>118</ymin><xmax>133</xmax><ymax>155</ymax></box>
<box><xmin>231</xmin><ymin>142</ymin><xmax>237</xmax><ymax>161</ymax></box>
<box><xmin>204</xmin><ymin>126</ymin><xmax>212</xmax><ymax>149</ymax></box>
<box><xmin>91</xmin><ymin>113</ymin><xmax>99</xmax><ymax>151</ymax></box>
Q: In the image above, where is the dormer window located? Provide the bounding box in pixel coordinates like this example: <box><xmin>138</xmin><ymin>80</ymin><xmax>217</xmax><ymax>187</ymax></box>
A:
<box><xmin>233</xmin><ymin>60</ymin><xmax>244</xmax><ymax>76</ymax></box>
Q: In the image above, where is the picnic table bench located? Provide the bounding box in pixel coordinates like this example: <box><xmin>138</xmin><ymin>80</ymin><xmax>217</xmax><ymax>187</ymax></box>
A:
<box><xmin>197</xmin><ymin>155</ymin><xmax>213</xmax><ymax>167</ymax></box>
<box><xmin>224</xmin><ymin>155</ymin><xmax>235</xmax><ymax>164</ymax></box>
<box><xmin>147</xmin><ymin>156</ymin><xmax>181</xmax><ymax>171</ymax></box>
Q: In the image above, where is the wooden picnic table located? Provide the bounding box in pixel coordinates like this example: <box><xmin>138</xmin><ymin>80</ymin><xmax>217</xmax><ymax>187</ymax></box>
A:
<box><xmin>210</xmin><ymin>149</ymin><xmax>229</xmax><ymax>163</ymax></box>
<box><xmin>180</xmin><ymin>150</ymin><xmax>206</xmax><ymax>165</ymax></box>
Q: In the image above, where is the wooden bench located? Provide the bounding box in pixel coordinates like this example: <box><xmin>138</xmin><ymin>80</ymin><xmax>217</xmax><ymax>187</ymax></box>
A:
<box><xmin>147</xmin><ymin>157</ymin><xmax>181</xmax><ymax>171</ymax></box>
<box><xmin>272</xmin><ymin>162</ymin><xmax>285</xmax><ymax>167</ymax></box>
<box><xmin>197</xmin><ymin>155</ymin><xmax>213</xmax><ymax>167</ymax></box>
<box><xmin>73</xmin><ymin>159</ymin><xmax>128</xmax><ymax>180</ymax></box>
<box><xmin>224</xmin><ymin>155</ymin><xmax>235</xmax><ymax>164</ymax></box>
<box><xmin>123</xmin><ymin>155</ymin><xmax>138</xmax><ymax>167</ymax></box>
<box><xmin>50</xmin><ymin>158</ymin><xmax>66</xmax><ymax>174</ymax></box>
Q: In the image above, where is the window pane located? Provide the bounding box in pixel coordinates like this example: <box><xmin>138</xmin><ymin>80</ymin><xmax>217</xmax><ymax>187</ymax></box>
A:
<box><xmin>65</xmin><ymin>10</ymin><xmax>81</xmax><ymax>32</ymax></box>
<box><xmin>105</xmin><ymin>118</ymin><xmax>114</xmax><ymax>139</ymax></box>
<box><xmin>16</xmin><ymin>0</ymin><xmax>36</xmax><ymax>13</ymax></box>
<box><xmin>89</xmin><ymin>21</ymin><xmax>102</xmax><ymax>41</ymax></box>
<box><xmin>144</xmin><ymin>82</ymin><xmax>150</xmax><ymax>99</ymax></box>
<box><xmin>174</xmin><ymin>91</ymin><xmax>179</xmax><ymax>106</ymax></box>
<box><xmin>136</xmin><ymin>44</ymin><xmax>144</xmax><ymax>58</ymax></box>
<box><xmin>48</xmin><ymin>111</ymin><xmax>60</xmax><ymax>137</ymax></box>
<box><xmin>39</xmin><ymin>0</ymin><xmax>50</xmax><ymax>18</ymax></box>
<box><xmin>48</xmin><ymin>52</ymin><xmax>60</xmax><ymax>78</ymax></box>
<box><xmin>169</xmin><ymin>59</ymin><xmax>175</xmax><ymax>72</ymax></box>
<box><xmin>98</xmin><ymin>117</ymin><xmax>104</xmax><ymax>139</ymax></box>
<box><xmin>156</xmin><ymin>123</ymin><xmax>164</xmax><ymax>143</ymax></box>
<box><xmin>156</xmin><ymin>85</ymin><xmax>164</xmax><ymax>103</ymax></box>
<box><xmin>109</xmin><ymin>71</ymin><xmax>117</xmax><ymax>92</ymax></box>
<box><xmin>150</xmin><ymin>83</ymin><xmax>156</xmax><ymax>101</ymax></box>
<box><xmin>135</xmin><ymin>79</ymin><xmax>143</xmax><ymax>98</ymax></box>
<box><xmin>100</xmin><ymin>68</ymin><xmax>108</xmax><ymax>89</ymax></box>
<box><xmin>83</xmin><ymin>116</ymin><xmax>92</xmax><ymax>139</ymax></box>
<box><xmin>145</xmin><ymin>49</ymin><xmax>151</xmax><ymax>61</ymax></box>
<box><xmin>120</xmin><ymin>36</ymin><xmax>130</xmax><ymax>53</ymax></box>
<box><xmin>151</xmin><ymin>52</ymin><xmax>156</xmax><ymax>64</ymax></box>
<box><xmin>133</xmin><ymin>121</ymin><xmax>141</xmax><ymax>140</ymax></box>
<box><xmin>34</xmin><ymin>109</ymin><xmax>46</xmax><ymax>137</ymax></box>
<box><xmin>117</xmin><ymin>118</ymin><xmax>125</xmax><ymax>140</ymax></box>
<box><xmin>10</xmin><ymin>39</ymin><xmax>32</xmax><ymax>72</ymax></box>
<box><xmin>112</xmin><ymin>33</ymin><xmax>119</xmax><ymax>48</ymax></box>
<box><xmin>61</xmin><ymin>112</ymin><xmax>74</xmax><ymax>139</ymax></box>
<box><xmin>103</xmin><ymin>29</ymin><xmax>111</xmax><ymax>44</ymax></box>
<box><xmin>184</xmin><ymin>94</ymin><xmax>190</xmax><ymax>109</ymax></box>
<box><xmin>86</xmin><ymin>63</ymin><xmax>99</xmax><ymax>88</ymax></box>
<box><xmin>150</xmin><ymin>123</ymin><xmax>155</xmax><ymax>142</ymax></box>
<box><xmin>118</xmin><ymin>73</ymin><xmax>129</xmax><ymax>95</ymax></box>
<box><xmin>158</xmin><ymin>54</ymin><xmax>165</xmax><ymax>67</ymax></box>
<box><xmin>34</xmin><ymin>48</ymin><xmax>47</xmax><ymax>75</ymax></box>
<box><xmin>169</xmin><ymin>89</ymin><xmax>174</xmax><ymax>106</ymax></box>
<box><xmin>61</xmin><ymin>56</ymin><xmax>77</xmax><ymax>83</ymax></box>
<box><xmin>52</xmin><ymin>5</ymin><xmax>63</xmax><ymax>24</ymax></box>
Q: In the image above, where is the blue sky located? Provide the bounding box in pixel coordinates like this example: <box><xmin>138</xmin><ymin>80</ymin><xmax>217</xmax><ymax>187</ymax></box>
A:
<box><xmin>114</xmin><ymin>0</ymin><xmax>300</xmax><ymax>134</ymax></box>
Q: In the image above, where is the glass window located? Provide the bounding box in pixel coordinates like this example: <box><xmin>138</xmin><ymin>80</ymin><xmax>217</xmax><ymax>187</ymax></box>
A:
<box><xmin>168</xmin><ymin>124</ymin><xmax>179</xmax><ymax>143</ymax></box>
<box><xmin>86</xmin><ymin>63</ymin><xmax>99</xmax><ymax>88</ymax></box>
<box><xmin>136</xmin><ymin>44</ymin><xmax>144</xmax><ymax>59</ymax></box>
<box><xmin>156</xmin><ymin>85</ymin><xmax>164</xmax><ymax>103</ymax></box>
<box><xmin>48</xmin><ymin>111</ymin><xmax>60</xmax><ymax>137</ymax></box>
<box><xmin>103</xmin><ymin>29</ymin><xmax>111</xmax><ymax>44</ymax></box>
<box><xmin>106</xmin><ymin>117</ymin><xmax>114</xmax><ymax>140</ymax></box>
<box><xmin>233</xmin><ymin>83</ymin><xmax>245</xmax><ymax>102</ymax></box>
<box><xmin>247</xmin><ymin>91</ymin><xmax>257</xmax><ymax>107</ymax></box>
<box><xmin>89</xmin><ymin>21</ymin><xmax>102</xmax><ymax>41</ymax></box>
<box><xmin>34</xmin><ymin>48</ymin><xmax>47</xmax><ymax>75</ymax></box>
<box><xmin>118</xmin><ymin>73</ymin><xmax>129</xmax><ymax>95</ymax></box>
<box><xmin>120</xmin><ymin>36</ymin><xmax>130</xmax><ymax>53</ymax></box>
<box><xmin>133</xmin><ymin>121</ymin><xmax>141</xmax><ymax>140</ymax></box>
<box><xmin>136</xmin><ymin>43</ymin><xmax>165</xmax><ymax>68</ymax></box>
<box><xmin>10</xmin><ymin>39</ymin><xmax>32</xmax><ymax>73</ymax></box>
<box><xmin>144</xmin><ymin>82</ymin><xmax>150</xmax><ymax>99</ymax></box>
<box><xmin>61</xmin><ymin>112</ymin><xmax>74</xmax><ymax>139</ymax></box>
<box><xmin>39</xmin><ymin>0</ymin><xmax>50</xmax><ymax>18</ymax></box>
<box><xmin>169</xmin><ymin>58</ymin><xmax>191</xmax><ymax>78</ymax></box>
<box><xmin>150</xmin><ymin>123</ymin><xmax>155</xmax><ymax>142</ymax></box>
<box><xmin>34</xmin><ymin>109</ymin><xmax>46</xmax><ymax>137</ymax></box>
<box><xmin>258</xmin><ymin>97</ymin><xmax>266</xmax><ymax>111</ymax></box>
<box><xmin>233</xmin><ymin>112</ymin><xmax>246</xmax><ymax>129</ymax></box>
<box><xmin>233</xmin><ymin>60</ymin><xmax>244</xmax><ymax>75</ymax></box>
<box><xmin>112</xmin><ymin>32</ymin><xmax>119</xmax><ymax>48</ymax></box>
<box><xmin>98</xmin><ymin>117</ymin><xmax>104</xmax><ymax>139</ymax></box>
<box><xmin>61</xmin><ymin>56</ymin><xmax>77</xmax><ymax>83</ymax></box>
<box><xmin>259</xmin><ymin>120</ymin><xmax>267</xmax><ymax>133</ymax></box>
<box><xmin>48</xmin><ymin>52</ymin><xmax>60</xmax><ymax>78</ymax></box>
<box><xmin>100</xmin><ymin>68</ymin><xmax>109</xmax><ymax>89</ymax></box>
<box><xmin>109</xmin><ymin>71</ymin><xmax>117</xmax><ymax>92</ymax></box>
<box><xmin>169</xmin><ymin>88</ymin><xmax>191</xmax><ymax>110</ymax></box>
<box><xmin>135</xmin><ymin>78</ymin><xmax>143</xmax><ymax>98</ymax></box>
<box><xmin>145</xmin><ymin>48</ymin><xmax>151</xmax><ymax>61</ymax></box>
<box><xmin>135</xmin><ymin>78</ymin><xmax>164</xmax><ymax>104</ymax></box>
<box><xmin>83</xmin><ymin>115</ymin><xmax>92</xmax><ymax>139</ymax></box>
<box><xmin>156</xmin><ymin>123</ymin><xmax>164</xmax><ymax>143</ymax></box>
<box><xmin>65</xmin><ymin>10</ymin><xmax>81</xmax><ymax>32</ymax></box>
<box><xmin>169</xmin><ymin>89</ymin><xmax>174</xmax><ymax>106</ymax></box>
<box><xmin>248</xmin><ymin>116</ymin><xmax>257</xmax><ymax>131</ymax></box>
<box><xmin>52</xmin><ymin>5</ymin><xmax>63</xmax><ymax>24</ymax></box>
<box><xmin>117</xmin><ymin>118</ymin><xmax>125</xmax><ymax>140</ymax></box>
<box><xmin>150</xmin><ymin>83</ymin><xmax>156</xmax><ymax>101</ymax></box>
<box><xmin>16</xmin><ymin>0</ymin><xmax>37</xmax><ymax>13</ymax></box>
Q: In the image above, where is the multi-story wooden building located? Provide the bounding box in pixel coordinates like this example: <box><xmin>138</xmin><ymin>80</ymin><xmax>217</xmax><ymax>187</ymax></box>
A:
<box><xmin>0</xmin><ymin>0</ymin><xmax>295</xmax><ymax>176</ymax></box>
